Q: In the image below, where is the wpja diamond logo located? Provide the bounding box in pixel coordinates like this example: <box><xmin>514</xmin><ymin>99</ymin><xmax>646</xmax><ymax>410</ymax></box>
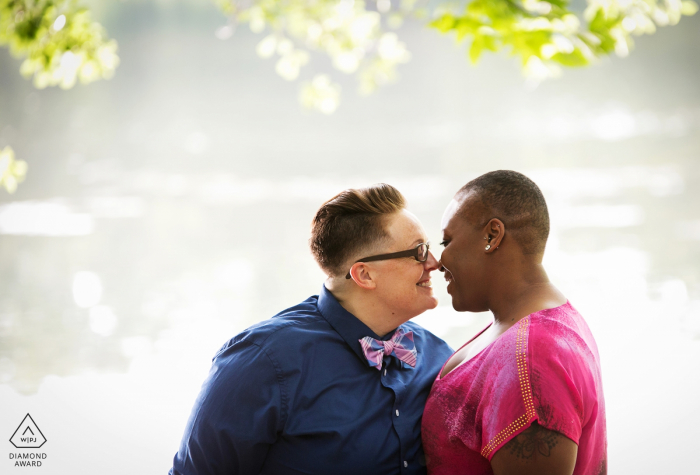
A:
<box><xmin>9</xmin><ymin>414</ymin><xmax>46</xmax><ymax>449</ymax></box>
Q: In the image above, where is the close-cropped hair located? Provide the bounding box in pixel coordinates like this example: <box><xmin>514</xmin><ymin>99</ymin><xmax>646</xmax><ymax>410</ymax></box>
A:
<box><xmin>310</xmin><ymin>183</ymin><xmax>406</xmax><ymax>277</ymax></box>
<box><xmin>458</xmin><ymin>170</ymin><xmax>550</xmax><ymax>255</ymax></box>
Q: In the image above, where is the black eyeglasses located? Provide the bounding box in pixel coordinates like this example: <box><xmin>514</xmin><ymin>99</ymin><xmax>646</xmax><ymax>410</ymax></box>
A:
<box><xmin>345</xmin><ymin>242</ymin><xmax>430</xmax><ymax>279</ymax></box>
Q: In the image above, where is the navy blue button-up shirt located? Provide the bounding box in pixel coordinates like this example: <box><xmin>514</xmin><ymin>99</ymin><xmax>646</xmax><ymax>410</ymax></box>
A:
<box><xmin>170</xmin><ymin>286</ymin><xmax>452</xmax><ymax>475</ymax></box>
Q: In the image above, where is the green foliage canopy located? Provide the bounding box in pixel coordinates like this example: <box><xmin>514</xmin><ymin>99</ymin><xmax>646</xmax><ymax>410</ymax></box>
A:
<box><xmin>216</xmin><ymin>0</ymin><xmax>417</xmax><ymax>113</ymax></box>
<box><xmin>0</xmin><ymin>0</ymin><xmax>118</xmax><ymax>89</ymax></box>
<box><xmin>0</xmin><ymin>0</ymin><xmax>697</xmax><ymax>193</ymax></box>
<box><xmin>430</xmin><ymin>0</ymin><xmax>699</xmax><ymax>78</ymax></box>
<box><xmin>0</xmin><ymin>0</ymin><xmax>696</xmax><ymax>104</ymax></box>
<box><xmin>215</xmin><ymin>0</ymin><xmax>697</xmax><ymax>113</ymax></box>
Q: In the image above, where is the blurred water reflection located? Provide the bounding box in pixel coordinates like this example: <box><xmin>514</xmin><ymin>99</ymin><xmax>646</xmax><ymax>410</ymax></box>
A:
<box><xmin>0</xmin><ymin>1</ymin><xmax>699</xmax><ymax>474</ymax></box>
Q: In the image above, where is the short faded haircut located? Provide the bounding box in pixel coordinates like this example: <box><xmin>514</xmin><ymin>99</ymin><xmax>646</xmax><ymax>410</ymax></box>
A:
<box><xmin>310</xmin><ymin>184</ymin><xmax>406</xmax><ymax>276</ymax></box>
<box><xmin>457</xmin><ymin>170</ymin><xmax>549</xmax><ymax>255</ymax></box>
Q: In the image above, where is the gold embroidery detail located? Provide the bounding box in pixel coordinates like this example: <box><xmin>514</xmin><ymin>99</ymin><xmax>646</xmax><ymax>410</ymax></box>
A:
<box><xmin>480</xmin><ymin>316</ymin><xmax>536</xmax><ymax>458</ymax></box>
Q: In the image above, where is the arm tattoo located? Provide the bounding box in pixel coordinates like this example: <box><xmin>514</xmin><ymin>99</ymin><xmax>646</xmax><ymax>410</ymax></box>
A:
<box><xmin>503</xmin><ymin>422</ymin><xmax>560</xmax><ymax>459</ymax></box>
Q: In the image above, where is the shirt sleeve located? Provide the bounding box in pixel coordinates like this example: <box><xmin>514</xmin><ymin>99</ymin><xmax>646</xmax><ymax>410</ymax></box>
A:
<box><xmin>528</xmin><ymin>320</ymin><xmax>589</xmax><ymax>446</ymax></box>
<box><xmin>481</xmin><ymin>316</ymin><xmax>587</xmax><ymax>460</ymax></box>
<box><xmin>476</xmin><ymin>317</ymin><xmax>538</xmax><ymax>460</ymax></box>
<box><xmin>170</xmin><ymin>340</ymin><xmax>285</xmax><ymax>475</ymax></box>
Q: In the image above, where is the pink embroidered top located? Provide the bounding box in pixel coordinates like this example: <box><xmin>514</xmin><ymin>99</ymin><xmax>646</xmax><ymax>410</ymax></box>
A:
<box><xmin>421</xmin><ymin>302</ymin><xmax>607</xmax><ymax>475</ymax></box>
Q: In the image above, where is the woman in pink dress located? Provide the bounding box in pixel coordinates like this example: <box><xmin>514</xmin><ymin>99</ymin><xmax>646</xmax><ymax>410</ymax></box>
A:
<box><xmin>422</xmin><ymin>171</ymin><xmax>606</xmax><ymax>475</ymax></box>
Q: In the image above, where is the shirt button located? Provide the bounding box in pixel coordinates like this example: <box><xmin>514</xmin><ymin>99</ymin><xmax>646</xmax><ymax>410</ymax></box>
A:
<box><xmin>395</xmin><ymin>409</ymin><xmax>400</xmax><ymax>417</ymax></box>
<box><xmin>404</xmin><ymin>461</ymin><xmax>408</xmax><ymax>468</ymax></box>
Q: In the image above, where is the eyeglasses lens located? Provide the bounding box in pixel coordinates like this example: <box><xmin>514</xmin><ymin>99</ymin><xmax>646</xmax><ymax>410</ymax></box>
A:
<box><xmin>417</xmin><ymin>243</ymin><xmax>428</xmax><ymax>262</ymax></box>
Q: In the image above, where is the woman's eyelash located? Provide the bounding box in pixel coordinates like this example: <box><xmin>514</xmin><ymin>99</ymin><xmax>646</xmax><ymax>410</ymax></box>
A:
<box><xmin>440</xmin><ymin>240</ymin><xmax>448</xmax><ymax>247</ymax></box>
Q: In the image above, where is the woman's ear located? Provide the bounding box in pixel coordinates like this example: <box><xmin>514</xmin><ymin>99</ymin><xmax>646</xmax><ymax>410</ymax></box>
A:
<box><xmin>349</xmin><ymin>262</ymin><xmax>377</xmax><ymax>290</ymax></box>
<box><xmin>484</xmin><ymin>218</ymin><xmax>505</xmax><ymax>253</ymax></box>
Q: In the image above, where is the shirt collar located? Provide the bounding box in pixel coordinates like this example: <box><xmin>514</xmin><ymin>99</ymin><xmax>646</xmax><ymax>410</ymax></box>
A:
<box><xmin>317</xmin><ymin>284</ymin><xmax>412</xmax><ymax>368</ymax></box>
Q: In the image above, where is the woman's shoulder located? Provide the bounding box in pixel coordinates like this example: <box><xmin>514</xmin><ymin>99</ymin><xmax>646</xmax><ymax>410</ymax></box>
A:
<box><xmin>527</xmin><ymin>301</ymin><xmax>602</xmax><ymax>375</ymax></box>
<box><xmin>529</xmin><ymin>301</ymin><xmax>596</xmax><ymax>346</ymax></box>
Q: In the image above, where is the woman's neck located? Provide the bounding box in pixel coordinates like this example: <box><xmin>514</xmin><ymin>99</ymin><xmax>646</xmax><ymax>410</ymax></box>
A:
<box><xmin>326</xmin><ymin>278</ymin><xmax>402</xmax><ymax>337</ymax></box>
<box><xmin>488</xmin><ymin>265</ymin><xmax>566</xmax><ymax>327</ymax></box>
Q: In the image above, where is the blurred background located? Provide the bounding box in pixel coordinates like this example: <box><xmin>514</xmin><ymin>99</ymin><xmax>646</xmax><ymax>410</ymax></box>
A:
<box><xmin>1</xmin><ymin>0</ymin><xmax>699</xmax><ymax>473</ymax></box>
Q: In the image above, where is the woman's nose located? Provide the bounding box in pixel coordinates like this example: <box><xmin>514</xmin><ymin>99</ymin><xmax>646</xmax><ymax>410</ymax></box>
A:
<box><xmin>424</xmin><ymin>251</ymin><xmax>440</xmax><ymax>272</ymax></box>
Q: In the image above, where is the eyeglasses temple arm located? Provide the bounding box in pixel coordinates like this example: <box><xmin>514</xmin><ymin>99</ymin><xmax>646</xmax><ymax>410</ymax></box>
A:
<box><xmin>345</xmin><ymin>249</ymin><xmax>419</xmax><ymax>279</ymax></box>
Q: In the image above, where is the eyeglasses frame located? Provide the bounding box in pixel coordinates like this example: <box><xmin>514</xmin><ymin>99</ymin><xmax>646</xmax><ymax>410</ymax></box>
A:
<box><xmin>345</xmin><ymin>242</ymin><xmax>430</xmax><ymax>279</ymax></box>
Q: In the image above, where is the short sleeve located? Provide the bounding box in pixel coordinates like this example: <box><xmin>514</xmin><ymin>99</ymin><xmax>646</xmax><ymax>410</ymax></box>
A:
<box><xmin>476</xmin><ymin>317</ymin><xmax>539</xmax><ymax>460</ymax></box>
<box><xmin>528</xmin><ymin>318</ymin><xmax>592</xmax><ymax>446</ymax></box>
<box><xmin>170</xmin><ymin>340</ymin><xmax>285</xmax><ymax>475</ymax></box>
<box><xmin>479</xmin><ymin>315</ymin><xmax>588</xmax><ymax>461</ymax></box>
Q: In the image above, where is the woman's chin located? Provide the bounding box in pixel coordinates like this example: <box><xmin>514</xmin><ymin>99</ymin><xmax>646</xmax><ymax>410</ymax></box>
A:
<box><xmin>418</xmin><ymin>295</ymin><xmax>439</xmax><ymax>312</ymax></box>
<box><xmin>403</xmin><ymin>297</ymin><xmax>439</xmax><ymax>321</ymax></box>
<box><xmin>427</xmin><ymin>295</ymin><xmax>439</xmax><ymax>309</ymax></box>
<box><xmin>448</xmin><ymin>294</ymin><xmax>465</xmax><ymax>312</ymax></box>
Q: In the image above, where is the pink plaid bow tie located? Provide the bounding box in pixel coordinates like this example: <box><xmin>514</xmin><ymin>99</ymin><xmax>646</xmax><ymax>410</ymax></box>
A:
<box><xmin>359</xmin><ymin>328</ymin><xmax>417</xmax><ymax>371</ymax></box>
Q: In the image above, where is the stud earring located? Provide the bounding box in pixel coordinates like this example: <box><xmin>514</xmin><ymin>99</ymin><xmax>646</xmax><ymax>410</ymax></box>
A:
<box><xmin>485</xmin><ymin>245</ymin><xmax>491</xmax><ymax>251</ymax></box>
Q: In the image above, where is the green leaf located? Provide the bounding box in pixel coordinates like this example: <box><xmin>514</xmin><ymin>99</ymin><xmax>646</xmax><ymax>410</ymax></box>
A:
<box><xmin>430</xmin><ymin>14</ymin><xmax>457</xmax><ymax>33</ymax></box>
<box><xmin>469</xmin><ymin>36</ymin><xmax>485</xmax><ymax>63</ymax></box>
<box><xmin>681</xmin><ymin>1</ymin><xmax>699</xmax><ymax>15</ymax></box>
<box><xmin>551</xmin><ymin>49</ymin><xmax>589</xmax><ymax>67</ymax></box>
<box><xmin>455</xmin><ymin>18</ymin><xmax>481</xmax><ymax>42</ymax></box>
<box><xmin>546</xmin><ymin>0</ymin><xmax>569</xmax><ymax>9</ymax></box>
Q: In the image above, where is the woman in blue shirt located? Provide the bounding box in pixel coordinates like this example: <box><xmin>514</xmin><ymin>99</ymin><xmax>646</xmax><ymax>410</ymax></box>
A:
<box><xmin>170</xmin><ymin>183</ymin><xmax>453</xmax><ymax>475</ymax></box>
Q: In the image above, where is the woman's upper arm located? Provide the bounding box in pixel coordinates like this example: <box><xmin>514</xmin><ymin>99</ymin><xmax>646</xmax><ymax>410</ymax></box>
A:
<box><xmin>490</xmin><ymin>422</ymin><xmax>578</xmax><ymax>475</ymax></box>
